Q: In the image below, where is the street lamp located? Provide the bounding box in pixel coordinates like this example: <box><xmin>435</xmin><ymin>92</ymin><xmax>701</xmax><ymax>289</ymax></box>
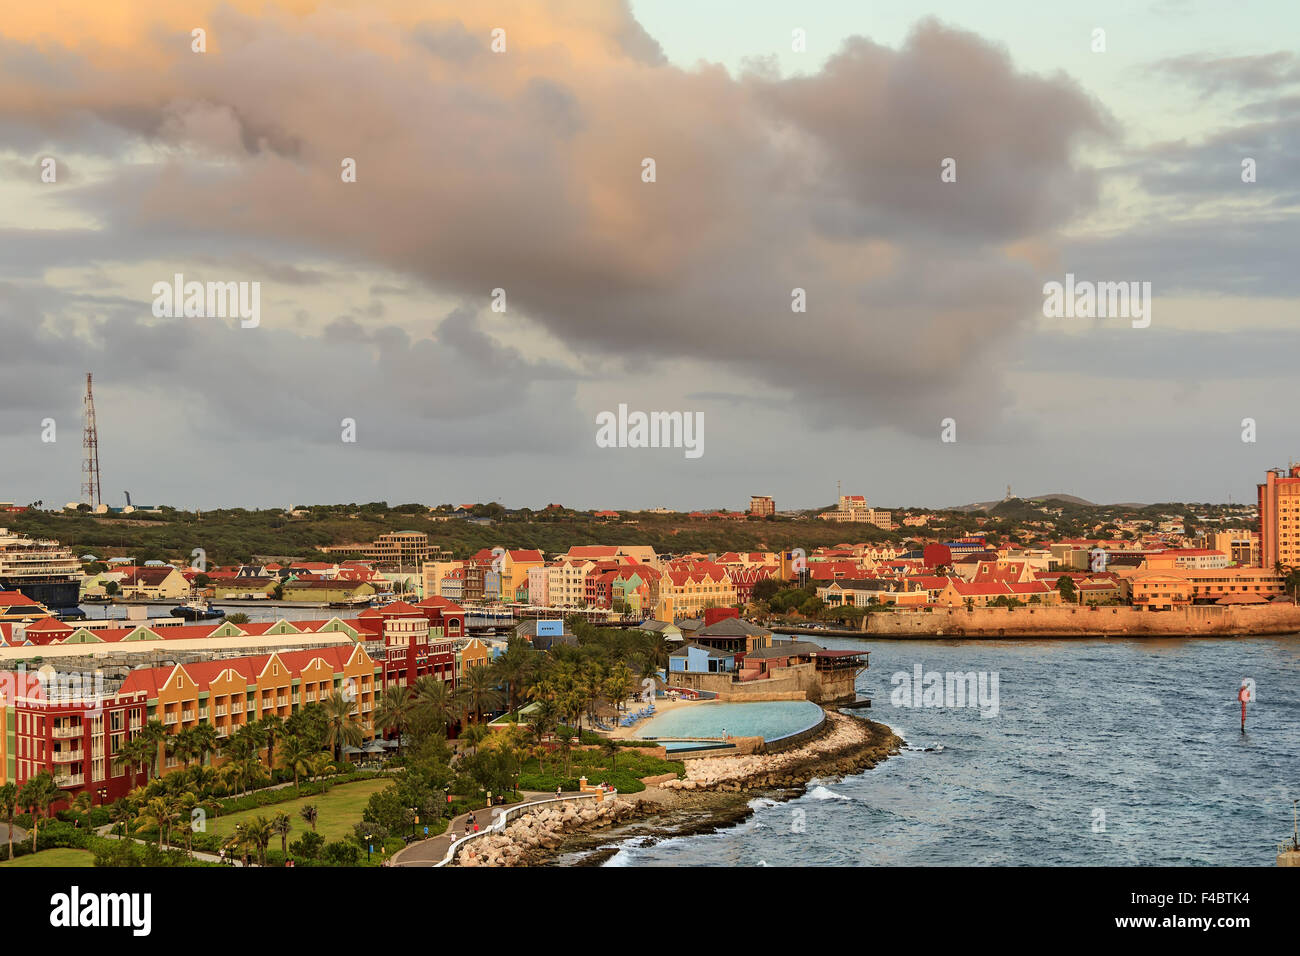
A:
<box><xmin>365</xmin><ymin>833</ymin><xmax>372</xmax><ymax>862</ymax></box>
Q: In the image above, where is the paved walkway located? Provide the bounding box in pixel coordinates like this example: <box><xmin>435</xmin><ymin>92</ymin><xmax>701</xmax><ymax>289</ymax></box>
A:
<box><xmin>392</xmin><ymin>790</ymin><xmax>576</xmax><ymax>867</ymax></box>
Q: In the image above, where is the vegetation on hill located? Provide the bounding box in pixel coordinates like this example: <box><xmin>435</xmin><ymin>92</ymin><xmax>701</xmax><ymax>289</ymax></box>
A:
<box><xmin>7</xmin><ymin>505</ymin><xmax>898</xmax><ymax>566</ymax></box>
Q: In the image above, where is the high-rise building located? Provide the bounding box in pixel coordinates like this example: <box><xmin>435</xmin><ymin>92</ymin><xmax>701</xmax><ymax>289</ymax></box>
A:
<box><xmin>1257</xmin><ymin>465</ymin><xmax>1300</xmax><ymax>569</ymax></box>
<box><xmin>749</xmin><ymin>495</ymin><xmax>775</xmax><ymax>517</ymax></box>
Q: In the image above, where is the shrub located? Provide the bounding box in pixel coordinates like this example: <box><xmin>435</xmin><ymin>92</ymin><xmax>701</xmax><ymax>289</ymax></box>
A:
<box><xmin>289</xmin><ymin>830</ymin><xmax>324</xmax><ymax>860</ymax></box>
<box><xmin>320</xmin><ymin>840</ymin><xmax>360</xmax><ymax>866</ymax></box>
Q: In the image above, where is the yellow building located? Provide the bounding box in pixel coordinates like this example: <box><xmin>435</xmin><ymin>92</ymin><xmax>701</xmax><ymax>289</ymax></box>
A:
<box><xmin>656</xmin><ymin>566</ymin><xmax>737</xmax><ymax>621</ymax></box>
<box><xmin>499</xmin><ymin>549</ymin><xmax>545</xmax><ymax>602</ymax></box>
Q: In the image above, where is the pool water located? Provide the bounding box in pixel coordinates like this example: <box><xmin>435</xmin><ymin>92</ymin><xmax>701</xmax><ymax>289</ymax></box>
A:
<box><xmin>636</xmin><ymin>700</ymin><xmax>823</xmax><ymax>743</ymax></box>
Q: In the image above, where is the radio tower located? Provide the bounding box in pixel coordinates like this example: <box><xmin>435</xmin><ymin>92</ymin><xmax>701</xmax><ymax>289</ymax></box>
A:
<box><xmin>81</xmin><ymin>372</ymin><xmax>102</xmax><ymax>507</ymax></box>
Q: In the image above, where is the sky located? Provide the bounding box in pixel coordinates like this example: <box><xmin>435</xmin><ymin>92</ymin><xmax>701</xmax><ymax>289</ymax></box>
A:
<box><xmin>1</xmin><ymin>0</ymin><xmax>1298</xmax><ymax>511</ymax></box>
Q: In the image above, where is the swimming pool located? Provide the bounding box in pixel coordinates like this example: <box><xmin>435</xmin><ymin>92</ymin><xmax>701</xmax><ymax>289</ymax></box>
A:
<box><xmin>636</xmin><ymin>700</ymin><xmax>824</xmax><ymax>744</ymax></box>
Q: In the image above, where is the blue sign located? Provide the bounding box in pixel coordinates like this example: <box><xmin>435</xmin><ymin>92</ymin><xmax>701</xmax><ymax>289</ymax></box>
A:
<box><xmin>536</xmin><ymin>620</ymin><xmax>563</xmax><ymax>637</ymax></box>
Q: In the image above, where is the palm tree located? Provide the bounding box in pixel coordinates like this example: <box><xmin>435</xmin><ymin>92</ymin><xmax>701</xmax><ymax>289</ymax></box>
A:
<box><xmin>322</xmin><ymin>690</ymin><xmax>363</xmax><ymax>762</ymax></box>
<box><xmin>492</xmin><ymin>638</ymin><xmax>535</xmax><ymax>712</ymax></box>
<box><xmin>308</xmin><ymin>752</ymin><xmax>334</xmax><ymax>782</ymax></box>
<box><xmin>167</xmin><ymin>728</ymin><xmax>194</xmax><ymax>770</ymax></box>
<box><xmin>459</xmin><ymin>665</ymin><xmax>505</xmax><ymax>724</ymax></box>
<box><xmin>231</xmin><ymin>721</ymin><xmax>268</xmax><ymax>767</ymax></box>
<box><xmin>276</xmin><ymin>734</ymin><xmax>315</xmax><ymax>788</ymax></box>
<box><xmin>139</xmin><ymin>719</ymin><xmax>168</xmax><ymax>778</ymax></box>
<box><xmin>239</xmin><ymin>755</ymin><xmax>269</xmax><ymax>794</ymax></box>
<box><xmin>528</xmin><ymin>699</ymin><xmax>557</xmax><ymax>770</ymax></box>
<box><xmin>259</xmin><ymin>715</ymin><xmax>286</xmax><ymax>768</ymax></box>
<box><xmin>219</xmin><ymin>762</ymin><xmax>246</xmax><ymax>798</ymax></box>
<box><xmin>18</xmin><ymin>773</ymin><xmax>61</xmax><ymax>852</ymax></box>
<box><xmin>173</xmin><ymin>791</ymin><xmax>199</xmax><ymax>857</ymax></box>
<box><xmin>300</xmin><ymin>804</ymin><xmax>318</xmax><ymax>833</ymax></box>
<box><xmin>604</xmin><ymin>663</ymin><xmax>634</xmax><ymax>713</ymax></box>
<box><xmin>107</xmin><ymin>798</ymin><xmax>133</xmax><ymax>840</ymax></box>
<box><xmin>415</xmin><ymin>677</ymin><xmax>457</xmax><ymax>736</ymax></box>
<box><xmin>601</xmin><ymin>738</ymin><xmax>620</xmax><ymax>772</ymax></box>
<box><xmin>224</xmin><ymin>823</ymin><xmax>254</xmax><ymax>867</ymax></box>
<box><xmin>189</xmin><ymin>723</ymin><xmax>219</xmax><ymax>767</ymax></box>
<box><xmin>245</xmin><ymin>815</ymin><xmax>274</xmax><ymax>866</ymax></box>
<box><xmin>0</xmin><ymin>783</ymin><xmax>18</xmax><ymax>861</ymax></box>
<box><xmin>272</xmin><ymin>811</ymin><xmax>292</xmax><ymax>856</ymax></box>
<box><xmin>374</xmin><ymin>685</ymin><xmax>414</xmax><ymax>756</ymax></box>
<box><xmin>555</xmin><ymin>725</ymin><xmax>576</xmax><ymax>779</ymax></box>
<box><xmin>460</xmin><ymin>722</ymin><xmax>488</xmax><ymax>757</ymax></box>
<box><xmin>187</xmin><ymin>765</ymin><xmax>220</xmax><ymax>798</ymax></box>
<box><xmin>135</xmin><ymin>795</ymin><xmax>178</xmax><ymax>850</ymax></box>
<box><xmin>115</xmin><ymin>736</ymin><xmax>151</xmax><ymax>790</ymax></box>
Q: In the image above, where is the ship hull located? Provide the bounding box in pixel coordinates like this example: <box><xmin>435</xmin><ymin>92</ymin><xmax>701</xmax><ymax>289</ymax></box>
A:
<box><xmin>0</xmin><ymin>577</ymin><xmax>82</xmax><ymax>614</ymax></box>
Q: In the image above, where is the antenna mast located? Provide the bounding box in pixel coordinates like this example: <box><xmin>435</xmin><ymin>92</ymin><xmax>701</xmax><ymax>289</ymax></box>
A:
<box><xmin>81</xmin><ymin>372</ymin><xmax>102</xmax><ymax>507</ymax></box>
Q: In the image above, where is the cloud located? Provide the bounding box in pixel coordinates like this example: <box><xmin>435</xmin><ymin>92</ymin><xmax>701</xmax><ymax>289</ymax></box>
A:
<box><xmin>1150</xmin><ymin>51</ymin><xmax>1300</xmax><ymax>97</ymax></box>
<box><xmin>0</xmin><ymin>4</ymin><xmax>1114</xmax><ymax>446</ymax></box>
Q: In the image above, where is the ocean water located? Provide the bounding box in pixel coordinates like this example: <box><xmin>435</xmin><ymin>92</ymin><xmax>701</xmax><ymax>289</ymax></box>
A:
<box><xmin>602</xmin><ymin>636</ymin><xmax>1300</xmax><ymax>866</ymax></box>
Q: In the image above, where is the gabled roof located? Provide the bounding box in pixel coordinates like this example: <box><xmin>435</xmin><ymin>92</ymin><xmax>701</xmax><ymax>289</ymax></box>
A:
<box><xmin>695</xmin><ymin>617</ymin><xmax>771</xmax><ymax>638</ymax></box>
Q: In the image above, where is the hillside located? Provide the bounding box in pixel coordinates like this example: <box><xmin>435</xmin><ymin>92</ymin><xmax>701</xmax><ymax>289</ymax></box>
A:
<box><xmin>5</xmin><ymin>507</ymin><xmax>903</xmax><ymax>566</ymax></box>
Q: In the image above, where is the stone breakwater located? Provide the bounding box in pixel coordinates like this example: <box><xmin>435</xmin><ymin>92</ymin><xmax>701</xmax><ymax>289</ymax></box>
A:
<box><xmin>659</xmin><ymin>711</ymin><xmax>902</xmax><ymax>793</ymax></box>
<box><xmin>456</xmin><ymin>797</ymin><xmax>651</xmax><ymax>868</ymax></box>
<box><xmin>458</xmin><ymin>712</ymin><xmax>902</xmax><ymax>866</ymax></box>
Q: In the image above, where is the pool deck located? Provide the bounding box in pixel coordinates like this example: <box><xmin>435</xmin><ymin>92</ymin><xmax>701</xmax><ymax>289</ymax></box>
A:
<box><xmin>603</xmin><ymin>695</ymin><xmax>699</xmax><ymax>740</ymax></box>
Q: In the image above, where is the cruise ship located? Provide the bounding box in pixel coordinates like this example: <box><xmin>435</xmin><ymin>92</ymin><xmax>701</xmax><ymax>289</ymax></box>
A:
<box><xmin>0</xmin><ymin>527</ymin><xmax>83</xmax><ymax>615</ymax></box>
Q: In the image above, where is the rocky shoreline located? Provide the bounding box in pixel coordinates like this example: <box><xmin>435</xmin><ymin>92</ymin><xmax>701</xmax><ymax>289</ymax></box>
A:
<box><xmin>457</xmin><ymin>711</ymin><xmax>902</xmax><ymax>867</ymax></box>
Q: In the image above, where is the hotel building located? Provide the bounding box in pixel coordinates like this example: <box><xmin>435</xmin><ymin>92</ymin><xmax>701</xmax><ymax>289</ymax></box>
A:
<box><xmin>1258</xmin><ymin>465</ymin><xmax>1300</xmax><ymax>569</ymax></box>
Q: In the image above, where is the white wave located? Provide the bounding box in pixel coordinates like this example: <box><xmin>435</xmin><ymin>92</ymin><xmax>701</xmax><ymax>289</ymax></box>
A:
<box><xmin>807</xmin><ymin>785</ymin><xmax>851</xmax><ymax>801</ymax></box>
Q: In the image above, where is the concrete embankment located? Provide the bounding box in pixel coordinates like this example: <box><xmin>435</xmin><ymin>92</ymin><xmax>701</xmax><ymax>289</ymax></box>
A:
<box><xmin>858</xmin><ymin>603</ymin><xmax>1300</xmax><ymax>638</ymax></box>
<box><xmin>659</xmin><ymin>711</ymin><xmax>902</xmax><ymax>793</ymax></box>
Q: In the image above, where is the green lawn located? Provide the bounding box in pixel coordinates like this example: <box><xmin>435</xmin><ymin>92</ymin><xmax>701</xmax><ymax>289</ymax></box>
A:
<box><xmin>0</xmin><ymin>848</ymin><xmax>95</xmax><ymax>867</ymax></box>
<box><xmin>518</xmin><ymin>748</ymin><xmax>683</xmax><ymax>794</ymax></box>
<box><xmin>207</xmin><ymin>778</ymin><xmax>391</xmax><ymax>845</ymax></box>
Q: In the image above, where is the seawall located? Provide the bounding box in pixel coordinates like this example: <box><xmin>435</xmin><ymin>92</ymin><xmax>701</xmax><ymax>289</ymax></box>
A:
<box><xmin>859</xmin><ymin>603</ymin><xmax>1300</xmax><ymax>638</ymax></box>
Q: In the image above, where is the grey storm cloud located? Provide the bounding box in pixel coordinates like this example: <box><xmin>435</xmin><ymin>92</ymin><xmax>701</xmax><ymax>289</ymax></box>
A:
<box><xmin>1150</xmin><ymin>51</ymin><xmax>1300</xmax><ymax>97</ymax></box>
<box><xmin>0</xmin><ymin>279</ymin><xmax>581</xmax><ymax>458</ymax></box>
<box><xmin>0</xmin><ymin>6</ymin><xmax>1113</xmax><ymax>444</ymax></box>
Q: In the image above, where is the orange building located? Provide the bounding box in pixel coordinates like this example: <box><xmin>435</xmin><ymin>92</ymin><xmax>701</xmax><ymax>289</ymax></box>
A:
<box><xmin>1258</xmin><ymin>465</ymin><xmax>1300</xmax><ymax>570</ymax></box>
<box><xmin>119</xmin><ymin>644</ymin><xmax>378</xmax><ymax>777</ymax></box>
<box><xmin>1126</xmin><ymin>573</ymin><xmax>1194</xmax><ymax>610</ymax></box>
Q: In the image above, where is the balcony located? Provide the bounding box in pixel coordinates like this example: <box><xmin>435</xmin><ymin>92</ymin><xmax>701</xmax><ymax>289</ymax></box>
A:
<box><xmin>52</xmin><ymin>724</ymin><xmax>82</xmax><ymax>739</ymax></box>
<box><xmin>54</xmin><ymin>773</ymin><xmax>84</xmax><ymax>788</ymax></box>
<box><xmin>52</xmin><ymin>748</ymin><xmax>84</xmax><ymax>763</ymax></box>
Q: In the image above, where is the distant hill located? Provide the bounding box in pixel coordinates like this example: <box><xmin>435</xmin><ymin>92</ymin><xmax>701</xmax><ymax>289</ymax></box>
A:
<box><xmin>949</xmin><ymin>493</ymin><xmax>1148</xmax><ymax>512</ymax></box>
